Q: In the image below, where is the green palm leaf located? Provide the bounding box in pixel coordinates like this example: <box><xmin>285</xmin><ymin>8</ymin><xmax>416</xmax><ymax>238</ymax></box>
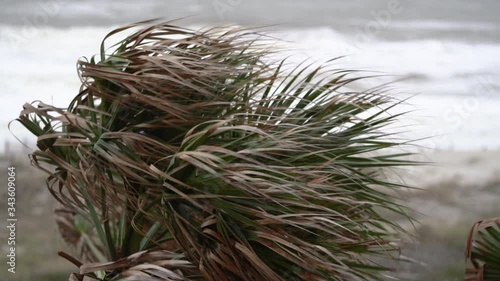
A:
<box><xmin>465</xmin><ymin>218</ymin><xmax>500</xmax><ymax>281</ymax></box>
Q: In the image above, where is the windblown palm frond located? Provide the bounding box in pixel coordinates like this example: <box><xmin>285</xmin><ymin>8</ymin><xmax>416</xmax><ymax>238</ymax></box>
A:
<box><xmin>80</xmin><ymin>250</ymin><xmax>196</xmax><ymax>281</ymax></box>
<box><xmin>465</xmin><ymin>218</ymin><xmax>500</xmax><ymax>281</ymax></box>
<box><xmin>55</xmin><ymin>203</ymin><xmax>105</xmax><ymax>263</ymax></box>
<box><xmin>18</xmin><ymin>20</ymin><xmax>415</xmax><ymax>281</ymax></box>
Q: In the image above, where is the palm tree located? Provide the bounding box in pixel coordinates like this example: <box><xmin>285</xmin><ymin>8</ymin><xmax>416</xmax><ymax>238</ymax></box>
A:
<box><xmin>465</xmin><ymin>218</ymin><xmax>500</xmax><ymax>281</ymax></box>
<box><xmin>18</xmin><ymin>19</ymin><xmax>415</xmax><ymax>281</ymax></box>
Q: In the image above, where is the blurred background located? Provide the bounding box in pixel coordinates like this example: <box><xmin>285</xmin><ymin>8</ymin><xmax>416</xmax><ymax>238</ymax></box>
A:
<box><xmin>1</xmin><ymin>0</ymin><xmax>499</xmax><ymax>280</ymax></box>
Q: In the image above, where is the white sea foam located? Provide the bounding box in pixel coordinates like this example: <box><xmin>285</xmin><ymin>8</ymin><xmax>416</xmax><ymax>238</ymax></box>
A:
<box><xmin>276</xmin><ymin>27</ymin><xmax>500</xmax><ymax>81</ymax></box>
<box><xmin>349</xmin><ymin>19</ymin><xmax>498</xmax><ymax>31</ymax></box>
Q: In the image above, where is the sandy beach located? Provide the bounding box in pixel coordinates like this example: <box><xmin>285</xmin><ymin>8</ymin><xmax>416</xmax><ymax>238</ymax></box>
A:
<box><xmin>380</xmin><ymin>148</ymin><xmax>500</xmax><ymax>280</ymax></box>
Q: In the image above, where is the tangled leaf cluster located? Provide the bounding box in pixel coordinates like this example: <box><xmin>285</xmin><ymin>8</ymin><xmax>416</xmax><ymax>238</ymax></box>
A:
<box><xmin>19</xmin><ymin>20</ymin><xmax>414</xmax><ymax>281</ymax></box>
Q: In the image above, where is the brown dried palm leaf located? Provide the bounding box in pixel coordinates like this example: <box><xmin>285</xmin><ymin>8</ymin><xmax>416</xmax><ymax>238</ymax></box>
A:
<box><xmin>18</xmin><ymin>19</ymin><xmax>418</xmax><ymax>281</ymax></box>
<box><xmin>465</xmin><ymin>218</ymin><xmax>500</xmax><ymax>281</ymax></box>
<box><xmin>79</xmin><ymin>250</ymin><xmax>198</xmax><ymax>281</ymax></box>
<box><xmin>55</xmin><ymin>203</ymin><xmax>106</xmax><ymax>263</ymax></box>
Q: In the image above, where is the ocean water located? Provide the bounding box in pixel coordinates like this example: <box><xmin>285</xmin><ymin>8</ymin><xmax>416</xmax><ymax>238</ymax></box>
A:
<box><xmin>1</xmin><ymin>0</ymin><xmax>500</xmax><ymax>151</ymax></box>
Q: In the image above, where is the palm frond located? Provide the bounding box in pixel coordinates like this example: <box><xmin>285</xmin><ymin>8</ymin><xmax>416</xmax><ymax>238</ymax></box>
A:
<box><xmin>465</xmin><ymin>218</ymin><xmax>500</xmax><ymax>281</ymax></box>
<box><xmin>55</xmin><ymin>203</ymin><xmax>106</xmax><ymax>263</ymax></box>
<box><xmin>80</xmin><ymin>250</ymin><xmax>197</xmax><ymax>281</ymax></box>
<box><xmin>18</xmin><ymin>19</ymin><xmax>417</xmax><ymax>281</ymax></box>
